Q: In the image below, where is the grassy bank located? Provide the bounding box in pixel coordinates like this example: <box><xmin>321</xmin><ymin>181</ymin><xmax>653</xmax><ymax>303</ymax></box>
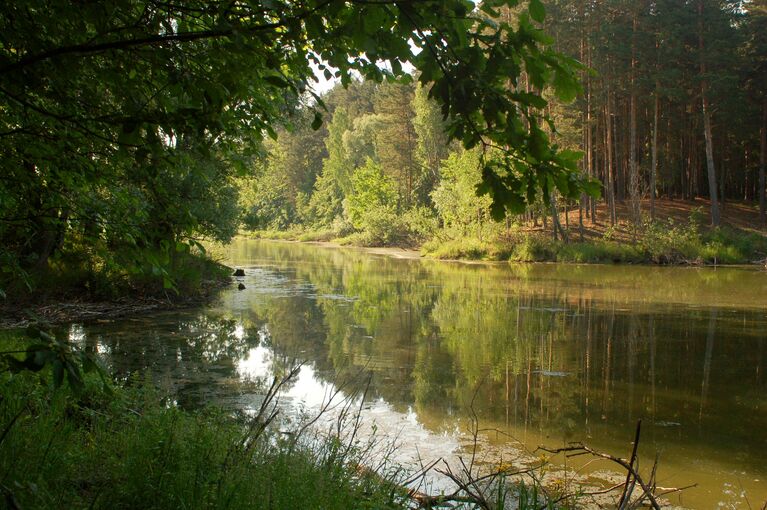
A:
<box><xmin>247</xmin><ymin>220</ymin><xmax>767</xmax><ymax>266</ymax></box>
<box><xmin>247</xmin><ymin>227</ymin><xmax>417</xmax><ymax>248</ymax></box>
<box><xmin>0</xmin><ymin>333</ymin><xmax>406</xmax><ymax>510</ymax></box>
<box><xmin>422</xmin><ymin>224</ymin><xmax>767</xmax><ymax>264</ymax></box>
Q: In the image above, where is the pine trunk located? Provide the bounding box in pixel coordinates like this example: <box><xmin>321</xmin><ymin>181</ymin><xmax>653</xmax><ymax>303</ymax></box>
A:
<box><xmin>606</xmin><ymin>95</ymin><xmax>617</xmax><ymax>226</ymax></box>
<box><xmin>760</xmin><ymin>97</ymin><xmax>766</xmax><ymax>225</ymax></box>
<box><xmin>699</xmin><ymin>0</ymin><xmax>721</xmax><ymax>226</ymax></box>
<box><xmin>651</xmin><ymin>87</ymin><xmax>659</xmax><ymax>221</ymax></box>
<box><xmin>629</xmin><ymin>15</ymin><xmax>640</xmax><ymax>233</ymax></box>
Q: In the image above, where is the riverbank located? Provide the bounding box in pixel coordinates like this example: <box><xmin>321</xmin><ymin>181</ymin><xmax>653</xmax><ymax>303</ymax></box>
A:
<box><xmin>0</xmin><ymin>253</ymin><xmax>233</xmax><ymax>329</ymax></box>
<box><xmin>0</xmin><ymin>333</ymin><xmax>408</xmax><ymax>509</ymax></box>
<box><xmin>246</xmin><ymin>198</ymin><xmax>767</xmax><ymax>266</ymax></box>
<box><xmin>247</xmin><ymin>221</ymin><xmax>767</xmax><ymax>266</ymax></box>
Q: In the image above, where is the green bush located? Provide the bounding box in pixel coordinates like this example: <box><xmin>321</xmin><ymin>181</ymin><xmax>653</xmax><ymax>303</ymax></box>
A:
<box><xmin>360</xmin><ymin>207</ymin><xmax>407</xmax><ymax>246</ymax></box>
<box><xmin>334</xmin><ymin>231</ymin><xmax>378</xmax><ymax>247</ymax></box>
<box><xmin>421</xmin><ymin>237</ymin><xmax>493</xmax><ymax>260</ymax></box>
<box><xmin>402</xmin><ymin>206</ymin><xmax>439</xmax><ymax>244</ymax></box>
<box><xmin>297</xmin><ymin>229</ymin><xmax>337</xmax><ymax>242</ymax></box>
<box><xmin>509</xmin><ymin>236</ymin><xmax>557</xmax><ymax>262</ymax></box>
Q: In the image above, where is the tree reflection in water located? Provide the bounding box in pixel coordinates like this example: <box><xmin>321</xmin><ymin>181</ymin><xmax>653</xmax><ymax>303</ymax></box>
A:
<box><xmin>73</xmin><ymin>240</ymin><xmax>767</xmax><ymax>508</ymax></box>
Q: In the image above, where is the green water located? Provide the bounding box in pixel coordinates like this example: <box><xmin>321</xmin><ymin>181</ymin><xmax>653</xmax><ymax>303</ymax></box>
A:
<box><xmin>74</xmin><ymin>240</ymin><xmax>767</xmax><ymax>508</ymax></box>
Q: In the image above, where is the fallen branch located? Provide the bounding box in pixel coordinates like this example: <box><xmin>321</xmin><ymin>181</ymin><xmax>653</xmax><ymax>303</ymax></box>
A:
<box><xmin>538</xmin><ymin>420</ymin><xmax>666</xmax><ymax>510</ymax></box>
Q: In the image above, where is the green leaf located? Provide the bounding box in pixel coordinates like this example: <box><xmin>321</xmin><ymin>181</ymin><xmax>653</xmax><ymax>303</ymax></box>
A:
<box><xmin>553</xmin><ymin>68</ymin><xmax>579</xmax><ymax>102</ymax></box>
<box><xmin>311</xmin><ymin>112</ymin><xmax>323</xmax><ymax>131</ymax></box>
<box><xmin>529</xmin><ymin>0</ymin><xmax>546</xmax><ymax>23</ymax></box>
<box><xmin>65</xmin><ymin>363</ymin><xmax>84</xmax><ymax>393</ymax></box>
<box><xmin>581</xmin><ymin>178</ymin><xmax>602</xmax><ymax>199</ymax></box>
<box><xmin>264</xmin><ymin>75</ymin><xmax>289</xmax><ymax>88</ymax></box>
<box><xmin>81</xmin><ymin>355</ymin><xmax>96</xmax><ymax>374</ymax></box>
<box><xmin>52</xmin><ymin>360</ymin><xmax>64</xmax><ymax>389</ymax></box>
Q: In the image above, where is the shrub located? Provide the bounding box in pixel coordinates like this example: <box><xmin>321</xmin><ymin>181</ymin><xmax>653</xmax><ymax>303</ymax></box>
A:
<box><xmin>335</xmin><ymin>231</ymin><xmax>377</xmax><ymax>247</ymax></box>
<box><xmin>422</xmin><ymin>238</ymin><xmax>492</xmax><ymax>259</ymax></box>
<box><xmin>402</xmin><ymin>206</ymin><xmax>439</xmax><ymax>244</ymax></box>
<box><xmin>509</xmin><ymin>236</ymin><xmax>557</xmax><ymax>262</ymax></box>
<box><xmin>298</xmin><ymin>229</ymin><xmax>336</xmax><ymax>242</ymax></box>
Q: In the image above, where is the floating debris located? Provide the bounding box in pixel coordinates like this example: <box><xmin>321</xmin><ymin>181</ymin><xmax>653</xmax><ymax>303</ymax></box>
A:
<box><xmin>535</xmin><ymin>370</ymin><xmax>570</xmax><ymax>377</ymax></box>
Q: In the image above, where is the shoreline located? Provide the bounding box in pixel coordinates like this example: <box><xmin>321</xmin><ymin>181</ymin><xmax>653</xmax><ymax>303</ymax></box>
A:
<box><xmin>0</xmin><ymin>277</ymin><xmax>232</xmax><ymax>329</ymax></box>
<box><xmin>242</xmin><ymin>233</ymin><xmax>767</xmax><ymax>269</ymax></box>
<box><xmin>283</xmin><ymin>239</ymin><xmax>423</xmax><ymax>260</ymax></box>
<box><xmin>5</xmin><ymin>231</ymin><xmax>764</xmax><ymax>330</ymax></box>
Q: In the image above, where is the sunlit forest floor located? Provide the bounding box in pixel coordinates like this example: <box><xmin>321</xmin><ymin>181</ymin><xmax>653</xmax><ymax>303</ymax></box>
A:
<box><xmin>551</xmin><ymin>198</ymin><xmax>765</xmax><ymax>242</ymax></box>
<box><xmin>249</xmin><ymin>198</ymin><xmax>767</xmax><ymax>265</ymax></box>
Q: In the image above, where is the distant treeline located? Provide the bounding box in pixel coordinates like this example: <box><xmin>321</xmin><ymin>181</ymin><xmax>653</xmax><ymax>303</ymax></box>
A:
<box><xmin>241</xmin><ymin>0</ymin><xmax>767</xmax><ymax>239</ymax></box>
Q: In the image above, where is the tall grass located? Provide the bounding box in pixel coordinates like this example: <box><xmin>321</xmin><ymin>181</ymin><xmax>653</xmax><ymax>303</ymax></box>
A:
<box><xmin>424</xmin><ymin>222</ymin><xmax>766</xmax><ymax>266</ymax></box>
<box><xmin>0</xmin><ymin>364</ymin><xmax>405</xmax><ymax>509</ymax></box>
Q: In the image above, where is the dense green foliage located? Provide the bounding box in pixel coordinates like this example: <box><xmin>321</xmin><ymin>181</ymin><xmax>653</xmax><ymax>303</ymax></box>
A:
<box><xmin>1</xmin><ymin>0</ymin><xmax>590</xmax><ymax>298</ymax></box>
<box><xmin>240</xmin><ymin>79</ymin><xmax>555</xmax><ymax>247</ymax></box>
<box><xmin>241</xmin><ymin>76</ymin><xmax>766</xmax><ymax>264</ymax></box>
<box><xmin>239</xmin><ymin>0</ymin><xmax>767</xmax><ymax>256</ymax></box>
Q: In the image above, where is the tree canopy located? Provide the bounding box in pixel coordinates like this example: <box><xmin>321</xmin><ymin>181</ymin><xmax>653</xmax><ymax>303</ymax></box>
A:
<box><xmin>0</xmin><ymin>0</ymin><xmax>591</xmax><ymax>294</ymax></box>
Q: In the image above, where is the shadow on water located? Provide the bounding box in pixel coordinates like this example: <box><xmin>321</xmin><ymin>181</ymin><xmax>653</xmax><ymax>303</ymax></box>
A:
<box><xmin>72</xmin><ymin>240</ymin><xmax>767</xmax><ymax>509</ymax></box>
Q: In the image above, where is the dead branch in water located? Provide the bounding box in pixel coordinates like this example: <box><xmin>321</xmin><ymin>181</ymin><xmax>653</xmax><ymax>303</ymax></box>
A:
<box><xmin>396</xmin><ymin>417</ymin><xmax>694</xmax><ymax>509</ymax></box>
<box><xmin>536</xmin><ymin>419</ymin><xmax>693</xmax><ymax>510</ymax></box>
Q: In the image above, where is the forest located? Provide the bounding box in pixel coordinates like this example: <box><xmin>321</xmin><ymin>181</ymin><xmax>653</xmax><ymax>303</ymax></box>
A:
<box><xmin>241</xmin><ymin>0</ymin><xmax>767</xmax><ymax>263</ymax></box>
<box><xmin>4</xmin><ymin>1</ymin><xmax>767</xmax><ymax>303</ymax></box>
<box><xmin>2</xmin><ymin>1</ymin><xmax>767</xmax><ymax>509</ymax></box>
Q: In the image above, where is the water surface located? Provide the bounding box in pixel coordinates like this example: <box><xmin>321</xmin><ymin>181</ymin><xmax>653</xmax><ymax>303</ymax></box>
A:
<box><xmin>75</xmin><ymin>240</ymin><xmax>767</xmax><ymax>508</ymax></box>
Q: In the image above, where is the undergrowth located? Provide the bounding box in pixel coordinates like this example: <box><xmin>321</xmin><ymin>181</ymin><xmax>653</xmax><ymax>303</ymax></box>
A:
<box><xmin>3</xmin><ymin>242</ymin><xmax>231</xmax><ymax>304</ymax></box>
<box><xmin>423</xmin><ymin>220</ymin><xmax>767</xmax><ymax>265</ymax></box>
<box><xmin>254</xmin><ymin>214</ymin><xmax>767</xmax><ymax>267</ymax></box>
<box><xmin>0</xmin><ymin>341</ymin><xmax>405</xmax><ymax>509</ymax></box>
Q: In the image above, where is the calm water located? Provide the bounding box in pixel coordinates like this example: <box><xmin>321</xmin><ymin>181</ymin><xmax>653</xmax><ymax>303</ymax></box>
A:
<box><xmin>73</xmin><ymin>240</ymin><xmax>766</xmax><ymax>508</ymax></box>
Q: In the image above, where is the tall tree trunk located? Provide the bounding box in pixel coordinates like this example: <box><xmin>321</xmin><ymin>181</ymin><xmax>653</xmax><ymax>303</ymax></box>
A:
<box><xmin>615</xmin><ymin>102</ymin><xmax>624</xmax><ymax>202</ymax></box>
<box><xmin>584</xmin><ymin>23</ymin><xmax>597</xmax><ymax>223</ymax></box>
<box><xmin>579</xmin><ymin>8</ymin><xmax>590</xmax><ymax>223</ymax></box>
<box><xmin>698</xmin><ymin>0</ymin><xmax>721</xmax><ymax>226</ymax></box>
<box><xmin>629</xmin><ymin>15</ymin><xmax>640</xmax><ymax>234</ymax></box>
<box><xmin>550</xmin><ymin>194</ymin><xmax>567</xmax><ymax>243</ymax></box>
<box><xmin>760</xmin><ymin>97</ymin><xmax>766</xmax><ymax>226</ymax></box>
<box><xmin>651</xmin><ymin>85</ymin><xmax>659</xmax><ymax>221</ymax></box>
<box><xmin>606</xmin><ymin>94</ymin><xmax>617</xmax><ymax>226</ymax></box>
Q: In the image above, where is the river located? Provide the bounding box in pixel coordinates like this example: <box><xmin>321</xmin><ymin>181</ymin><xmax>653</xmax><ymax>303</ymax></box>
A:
<box><xmin>71</xmin><ymin>239</ymin><xmax>767</xmax><ymax>508</ymax></box>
